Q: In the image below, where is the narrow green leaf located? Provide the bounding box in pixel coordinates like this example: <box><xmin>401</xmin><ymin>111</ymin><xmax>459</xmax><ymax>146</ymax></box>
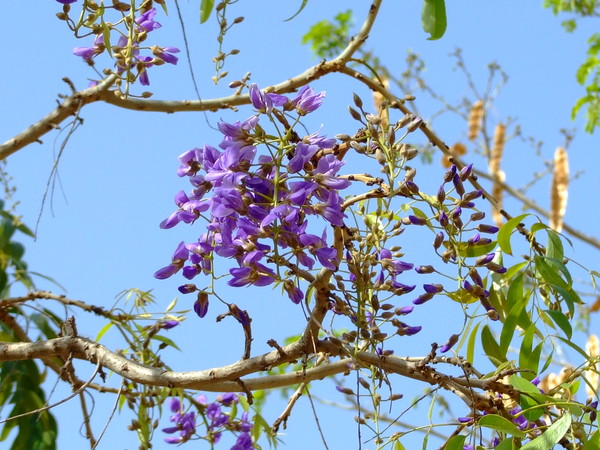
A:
<box><xmin>95</xmin><ymin>321</ymin><xmax>114</xmax><ymax>341</ymax></box>
<box><xmin>494</xmin><ymin>438</ymin><xmax>516</xmax><ymax>450</ymax></box>
<box><xmin>584</xmin><ymin>430</ymin><xmax>600</xmax><ymax>450</ymax></box>
<box><xmin>444</xmin><ymin>434</ymin><xmax>466</xmax><ymax>450</ymax></box>
<box><xmin>556</xmin><ymin>336</ymin><xmax>590</xmax><ymax>360</ymax></box>
<box><xmin>519</xmin><ymin>324</ymin><xmax>536</xmax><ymax>373</ymax></box>
<box><xmin>200</xmin><ymin>0</ymin><xmax>215</xmax><ymax>23</ymax></box>
<box><xmin>466</xmin><ymin>322</ymin><xmax>480</xmax><ymax>365</ymax></box>
<box><xmin>497</xmin><ymin>214</ymin><xmax>529</xmax><ymax>255</ymax></box>
<box><xmin>545</xmin><ymin>229</ymin><xmax>564</xmax><ymax>260</ymax></box>
<box><xmin>421</xmin><ymin>0</ymin><xmax>447</xmax><ymax>40</ymax></box>
<box><xmin>481</xmin><ymin>324</ymin><xmax>506</xmax><ymax>366</ymax></box>
<box><xmin>478</xmin><ymin>414</ymin><xmax>526</xmax><ymax>438</ymax></box>
<box><xmin>285</xmin><ymin>0</ymin><xmax>309</xmax><ymax>22</ymax></box>
<box><xmin>544</xmin><ymin>309</ymin><xmax>572</xmax><ymax>339</ymax></box>
<box><xmin>510</xmin><ymin>375</ymin><xmax>540</xmax><ymax>394</ymax></box>
<box><xmin>520</xmin><ymin>413</ymin><xmax>571</xmax><ymax>450</ymax></box>
<box><xmin>151</xmin><ymin>334</ymin><xmax>181</xmax><ymax>351</ymax></box>
<box><xmin>500</xmin><ymin>272</ymin><xmax>525</xmax><ymax>354</ymax></box>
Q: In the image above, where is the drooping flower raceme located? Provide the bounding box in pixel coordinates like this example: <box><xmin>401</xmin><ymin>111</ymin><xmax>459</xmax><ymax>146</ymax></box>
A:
<box><xmin>155</xmin><ymin>86</ymin><xmax>354</xmax><ymax>315</ymax></box>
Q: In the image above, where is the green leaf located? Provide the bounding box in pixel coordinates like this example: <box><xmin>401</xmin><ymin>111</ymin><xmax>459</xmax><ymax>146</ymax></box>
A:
<box><xmin>544</xmin><ymin>309</ymin><xmax>572</xmax><ymax>339</ymax></box>
<box><xmin>151</xmin><ymin>334</ymin><xmax>181</xmax><ymax>351</ymax></box>
<box><xmin>495</xmin><ymin>438</ymin><xmax>517</xmax><ymax>450</ymax></box>
<box><xmin>457</xmin><ymin>241</ymin><xmax>497</xmax><ymax>258</ymax></box>
<box><xmin>200</xmin><ymin>0</ymin><xmax>215</xmax><ymax>23</ymax></box>
<box><xmin>481</xmin><ymin>324</ymin><xmax>506</xmax><ymax>366</ymax></box>
<box><xmin>510</xmin><ymin>375</ymin><xmax>540</xmax><ymax>395</ymax></box>
<box><xmin>519</xmin><ymin>324</ymin><xmax>538</xmax><ymax>374</ymax></box>
<box><xmin>497</xmin><ymin>214</ymin><xmax>529</xmax><ymax>255</ymax></box>
<box><xmin>584</xmin><ymin>430</ymin><xmax>600</xmax><ymax>450</ymax></box>
<box><xmin>444</xmin><ymin>435</ymin><xmax>466</xmax><ymax>450</ymax></box>
<box><xmin>95</xmin><ymin>321</ymin><xmax>113</xmax><ymax>341</ymax></box>
<box><xmin>421</xmin><ymin>0</ymin><xmax>447</xmax><ymax>40</ymax></box>
<box><xmin>285</xmin><ymin>0</ymin><xmax>309</xmax><ymax>22</ymax></box>
<box><xmin>520</xmin><ymin>413</ymin><xmax>571</xmax><ymax>450</ymax></box>
<box><xmin>556</xmin><ymin>336</ymin><xmax>590</xmax><ymax>360</ymax></box>
<box><xmin>466</xmin><ymin>322</ymin><xmax>480</xmax><ymax>365</ymax></box>
<box><xmin>500</xmin><ymin>273</ymin><xmax>525</xmax><ymax>354</ymax></box>
<box><xmin>478</xmin><ymin>414</ymin><xmax>526</xmax><ymax>438</ymax></box>
<box><xmin>545</xmin><ymin>229</ymin><xmax>564</xmax><ymax>261</ymax></box>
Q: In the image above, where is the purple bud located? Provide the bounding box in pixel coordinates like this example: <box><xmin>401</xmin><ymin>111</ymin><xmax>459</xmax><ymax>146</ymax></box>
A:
<box><xmin>423</xmin><ymin>283</ymin><xmax>443</xmax><ymax>294</ymax></box>
<box><xmin>459</xmin><ymin>164</ymin><xmax>473</xmax><ymax>181</ymax></box>
<box><xmin>439</xmin><ymin>334</ymin><xmax>459</xmax><ymax>353</ymax></box>
<box><xmin>477</xmin><ymin>223</ymin><xmax>500</xmax><ymax>234</ymax></box>
<box><xmin>161</xmin><ymin>320</ymin><xmax>180</xmax><ymax>330</ymax></box>
<box><xmin>194</xmin><ymin>291</ymin><xmax>209</xmax><ymax>318</ymax></box>
<box><xmin>438</xmin><ymin>211</ymin><xmax>449</xmax><ymax>227</ymax></box>
<box><xmin>415</xmin><ymin>265</ymin><xmax>435</xmax><ymax>274</ymax></box>
<box><xmin>452</xmin><ymin>174</ymin><xmax>465</xmax><ymax>197</ymax></box>
<box><xmin>468</xmin><ymin>233</ymin><xmax>481</xmax><ymax>245</ymax></box>
<box><xmin>437</xmin><ymin>186</ymin><xmax>446</xmax><ymax>204</ymax></box>
<box><xmin>476</xmin><ymin>253</ymin><xmax>495</xmax><ymax>266</ymax></box>
<box><xmin>395</xmin><ymin>306</ymin><xmax>414</xmax><ymax>315</ymax></box>
<box><xmin>178</xmin><ymin>284</ymin><xmax>197</xmax><ymax>294</ymax></box>
<box><xmin>433</xmin><ymin>231</ymin><xmax>444</xmax><ymax>249</ymax></box>
<box><xmin>470</xmin><ymin>211</ymin><xmax>485</xmax><ymax>221</ymax></box>
<box><xmin>408</xmin><ymin>215</ymin><xmax>427</xmax><ymax>225</ymax></box>
<box><xmin>486</xmin><ymin>262</ymin><xmax>507</xmax><ymax>273</ymax></box>
<box><xmin>413</xmin><ymin>292</ymin><xmax>435</xmax><ymax>305</ymax></box>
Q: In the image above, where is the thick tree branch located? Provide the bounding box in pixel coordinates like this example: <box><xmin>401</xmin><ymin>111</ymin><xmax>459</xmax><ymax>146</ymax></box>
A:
<box><xmin>0</xmin><ymin>335</ymin><xmax>506</xmax><ymax>412</ymax></box>
<box><xmin>0</xmin><ymin>76</ymin><xmax>117</xmax><ymax>160</ymax></box>
<box><xmin>0</xmin><ymin>1</ymin><xmax>382</xmax><ymax>160</ymax></box>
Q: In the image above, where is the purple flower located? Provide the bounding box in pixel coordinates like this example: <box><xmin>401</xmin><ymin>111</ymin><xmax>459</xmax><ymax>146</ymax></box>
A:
<box><xmin>163</xmin><ymin>399</ymin><xmax>196</xmax><ymax>444</ymax></box>
<box><xmin>228</xmin><ymin>263</ymin><xmax>276</xmax><ymax>287</ymax></box>
<box><xmin>136</xmin><ymin>8</ymin><xmax>162</xmax><ymax>32</ymax></box>
<box><xmin>73</xmin><ymin>34</ymin><xmax>104</xmax><ymax>61</ymax></box>
<box><xmin>154</xmin><ymin>46</ymin><xmax>180</xmax><ymax>65</ymax></box>
<box><xmin>291</xmin><ymin>86</ymin><xmax>326</xmax><ymax>115</ymax></box>
<box><xmin>57</xmin><ymin>0</ymin><xmax>77</xmax><ymax>3</ymax></box>
<box><xmin>249</xmin><ymin>84</ymin><xmax>274</xmax><ymax>114</ymax></box>
<box><xmin>154</xmin><ymin>242</ymin><xmax>189</xmax><ymax>279</ymax></box>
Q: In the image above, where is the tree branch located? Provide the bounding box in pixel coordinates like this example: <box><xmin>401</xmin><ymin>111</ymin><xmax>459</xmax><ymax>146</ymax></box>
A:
<box><xmin>0</xmin><ymin>76</ymin><xmax>117</xmax><ymax>160</ymax></box>
<box><xmin>0</xmin><ymin>1</ymin><xmax>383</xmax><ymax>160</ymax></box>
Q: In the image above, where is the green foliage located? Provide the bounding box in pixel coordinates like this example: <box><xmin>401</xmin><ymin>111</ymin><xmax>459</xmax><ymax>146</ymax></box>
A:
<box><xmin>544</xmin><ymin>1</ymin><xmax>600</xmax><ymax>131</ymax></box>
<box><xmin>200</xmin><ymin>0</ymin><xmax>215</xmax><ymax>23</ymax></box>
<box><xmin>421</xmin><ymin>0</ymin><xmax>447</xmax><ymax>40</ymax></box>
<box><xmin>302</xmin><ymin>10</ymin><xmax>353</xmax><ymax>59</ymax></box>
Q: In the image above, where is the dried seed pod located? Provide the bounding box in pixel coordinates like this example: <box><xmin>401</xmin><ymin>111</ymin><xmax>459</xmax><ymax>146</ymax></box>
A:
<box><xmin>467</xmin><ymin>100</ymin><xmax>484</xmax><ymax>141</ymax></box>
<box><xmin>372</xmin><ymin>78</ymin><xmax>390</xmax><ymax>129</ymax></box>
<box><xmin>585</xmin><ymin>334</ymin><xmax>600</xmax><ymax>397</ymax></box>
<box><xmin>550</xmin><ymin>146</ymin><xmax>569</xmax><ymax>232</ymax></box>
<box><xmin>442</xmin><ymin>142</ymin><xmax>467</xmax><ymax>168</ymax></box>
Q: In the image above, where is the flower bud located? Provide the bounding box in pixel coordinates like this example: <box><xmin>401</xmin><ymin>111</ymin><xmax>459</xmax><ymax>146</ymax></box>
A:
<box><xmin>348</xmin><ymin>106</ymin><xmax>362</xmax><ymax>121</ymax></box>
<box><xmin>415</xmin><ymin>265</ymin><xmax>435</xmax><ymax>274</ymax></box>
<box><xmin>433</xmin><ymin>231</ymin><xmax>444</xmax><ymax>249</ymax></box>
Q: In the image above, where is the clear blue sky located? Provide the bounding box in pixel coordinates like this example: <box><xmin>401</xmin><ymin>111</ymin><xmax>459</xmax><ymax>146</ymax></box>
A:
<box><xmin>1</xmin><ymin>1</ymin><xmax>599</xmax><ymax>449</ymax></box>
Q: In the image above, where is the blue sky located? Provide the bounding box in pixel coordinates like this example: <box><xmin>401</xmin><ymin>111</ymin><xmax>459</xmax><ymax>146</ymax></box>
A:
<box><xmin>1</xmin><ymin>1</ymin><xmax>599</xmax><ymax>449</ymax></box>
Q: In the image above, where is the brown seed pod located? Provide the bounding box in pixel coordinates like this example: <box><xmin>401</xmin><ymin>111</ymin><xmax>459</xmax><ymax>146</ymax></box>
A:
<box><xmin>585</xmin><ymin>334</ymin><xmax>600</xmax><ymax>397</ymax></box>
<box><xmin>489</xmin><ymin>124</ymin><xmax>506</xmax><ymax>227</ymax></box>
<box><xmin>442</xmin><ymin>142</ymin><xmax>467</xmax><ymax>168</ymax></box>
<box><xmin>467</xmin><ymin>100</ymin><xmax>484</xmax><ymax>141</ymax></box>
<box><xmin>372</xmin><ymin>78</ymin><xmax>390</xmax><ymax>130</ymax></box>
<box><xmin>550</xmin><ymin>146</ymin><xmax>569</xmax><ymax>232</ymax></box>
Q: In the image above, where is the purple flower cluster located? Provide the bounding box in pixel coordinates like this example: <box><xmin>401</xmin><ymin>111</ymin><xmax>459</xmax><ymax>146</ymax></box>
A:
<box><xmin>163</xmin><ymin>395</ymin><xmax>253</xmax><ymax>448</ymax></box>
<box><xmin>71</xmin><ymin>8</ymin><xmax>179</xmax><ymax>86</ymax></box>
<box><xmin>156</xmin><ymin>86</ymin><xmax>351</xmax><ymax>315</ymax></box>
